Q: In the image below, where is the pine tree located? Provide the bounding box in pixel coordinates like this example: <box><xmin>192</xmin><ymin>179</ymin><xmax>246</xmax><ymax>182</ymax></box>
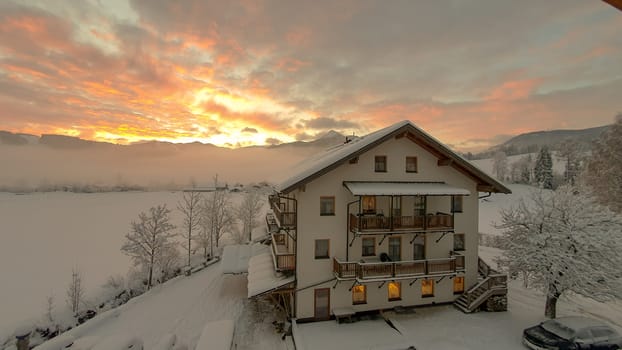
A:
<box><xmin>534</xmin><ymin>146</ymin><xmax>553</xmax><ymax>189</ymax></box>
<box><xmin>585</xmin><ymin>114</ymin><xmax>622</xmax><ymax>212</ymax></box>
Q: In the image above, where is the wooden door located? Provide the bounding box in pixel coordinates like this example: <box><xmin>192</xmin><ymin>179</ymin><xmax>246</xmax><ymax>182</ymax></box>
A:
<box><xmin>314</xmin><ymin>288</ymin><xmax>330</xmax><ymax>320</ymax></box>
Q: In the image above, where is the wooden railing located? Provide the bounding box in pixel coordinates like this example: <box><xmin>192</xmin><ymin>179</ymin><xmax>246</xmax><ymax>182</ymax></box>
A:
<box><xmin>271</xmin><ymin>232</ymin><xmax>295</xmax><ymax>271</ymax></box>
<box><xmin>333</xmin><ymin>257</ymin><xmax>458</xmax><ymax>281</ymax></box>
<box><xmin>269</xmin><ymin>195</ymin><xmax>296</xmax><ymax>228</ymax></box>
<box><xmin>462</xmin><ymin>273</ymin><xmax>507</xmax><ymax>311</ymax></box>
<box><xmin>349</xmin><ymin>213</ymin><xmax>453</xmax><ymax>233</ymax></box>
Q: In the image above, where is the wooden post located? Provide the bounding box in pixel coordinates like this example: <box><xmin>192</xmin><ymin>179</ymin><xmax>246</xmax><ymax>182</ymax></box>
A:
<box><xmin>16</xmin><ymin>331</ymin><xmax>30</xmax><ymax>350</ymax></box>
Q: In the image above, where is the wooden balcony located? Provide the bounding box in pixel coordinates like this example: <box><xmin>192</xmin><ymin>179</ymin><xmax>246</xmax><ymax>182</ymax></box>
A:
<box><xmin>271</xmin><ymin>232</ymin><xmax>295</xmax><ymax>272</ymax></box>
<box><xmin>349</xmin><ymin>213</ymin><xmax>453</xmax><ymax>234</ymax></box>
<box><xmin>333</xmin><ymin>256</ymin><xmax>460</xmax><ymax>282</ymax></box>
<box><xmin>269</xmin><ymin>195</ymin><xmax>296</xmax><ymax>228</ymax></box>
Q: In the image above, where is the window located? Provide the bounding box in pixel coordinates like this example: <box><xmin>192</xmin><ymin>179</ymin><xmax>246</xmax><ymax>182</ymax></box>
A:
<box><xmin>406</xmin><ymin>156</ymin><xmax>418</xmax><ymax>173</ymax></box>
<box><xmin>375</xmin><ymin>156</ymin><xmax>387</xmax><ymax>172</ymax></box>
<box><xmin>320</xmin><ymin>196</ymin><xmax>335</xmax><ymax>216</ymax></box>
<box><xmin>314</xmin><ymin>239</ymin><xmax>329</xmax><ymax>259</ymax></box>
<box><xmin>388</xmin><ymin>282</ymin><xmax>401</xmax><ymax>301</ymax></box>
<box><xmin>413</xmin><ymin>196</ymin><xmax>426</xmax><ymax>216</ymax></box>
<box><xmin>352</xmin><ymin>285</ymin><xmax>367</xmax><ymax>304</ymax></box>
<box><xmin>362</xmin><ymin>237</ymin><xmax>375</xmax><ymax>257</ymax></box>
<box><xmin>388</xmin><ymin>237</ymin><xmax>401</xmax><ymax>261</ymax></box>
<box><xmin>392</xmin><ymin>197</ymin><xmax>401</xmax><ymax>217</ymax></box>
<box><xmin>453</xmin><ymin>233</ymin><xmax>465</xmax><ymax>251</ymax></box>
<box><xmin>421</xmin><ymin>279</ymin><xmax>434</xmax><ymax>297</ymax></box>
<box><xmin>451</xmin><ymin>195</ymin><xmax>463</xmax><ymax>213</ymax></box>
<box><xmin>453</xmin><ymin>276</ymin><xmax>464</xmax><ymax>294</ymax></box>
<box><xmin>362</xmin><ymin>196</ymin><xmax>376</xmax><ymax>214</ymax></box>
<box><xmin>413</xmin><ymin>235</ymin><xmax>425</xmax><ymax>260</ymax></box>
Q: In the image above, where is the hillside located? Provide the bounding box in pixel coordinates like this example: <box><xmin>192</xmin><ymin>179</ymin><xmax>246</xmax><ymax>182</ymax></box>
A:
<box><xmin>467</xmin><ymin>124</ymin><xmax>608</xmax><ymax>159</ymax></box>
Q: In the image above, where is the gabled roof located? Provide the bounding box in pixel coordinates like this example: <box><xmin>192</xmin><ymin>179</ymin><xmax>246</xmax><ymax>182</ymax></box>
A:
<box><xmin>277</xmin><ymin>120</ymin><xmax>511</xmax><ymax>194</ymax></box>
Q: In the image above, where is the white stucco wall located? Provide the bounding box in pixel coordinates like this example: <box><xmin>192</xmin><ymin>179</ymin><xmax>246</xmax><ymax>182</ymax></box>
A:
<box><xmin>288</xmin><ymin>136</ymin><xmax>480</xmax><ymax>320</ymax></box>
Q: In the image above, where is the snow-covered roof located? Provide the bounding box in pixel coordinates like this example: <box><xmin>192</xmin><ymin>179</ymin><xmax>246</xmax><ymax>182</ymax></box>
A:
<box><xmin>344</xmin><ymin>181</ymin><xmax>471</xmax><ymax>196</ymax></box>
<box><xmin>277</xmin><ymin>120</ymin><xmax>511</xmax><ymax>194</ymax></box>
<box><xmin>247</xmin><ymin>245</ymin><xmax>295</xmax><ymax>298</ymax></box>
<box><xmin>221</xmin><ymin>244</ymin><xmax>253</xmax><ymax>274</ymax></box>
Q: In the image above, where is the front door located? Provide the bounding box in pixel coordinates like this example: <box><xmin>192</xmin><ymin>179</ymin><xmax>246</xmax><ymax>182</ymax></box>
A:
<box><xmin>314</xmin><ymin>288</ymin><xmax>330</xmax><ymax>320</ymax></box>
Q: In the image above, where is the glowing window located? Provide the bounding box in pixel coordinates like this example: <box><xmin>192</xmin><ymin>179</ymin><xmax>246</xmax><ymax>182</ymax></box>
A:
<box><xmin>422</xmin><ymin>279</ymin><xmax>434</xmax><ymax>297</ymax></box>
<box><xmin>388</xmin><ymin>281</ymin><xmax>401</xmax><ymax>301</ymax></box>
<box><xmin>352</xmin><ymin>285</ymin><xmax>367</xmax><ymax>305</ymax></box>
<box><xmin>362</xmin><ymin>196</ymin><xmax>376</xmax><ymax>214</ymax></box>
<box><xmin>454</xmin><ymin>276</ymin><xmax>465</xmax><ymax>294</ymax></box>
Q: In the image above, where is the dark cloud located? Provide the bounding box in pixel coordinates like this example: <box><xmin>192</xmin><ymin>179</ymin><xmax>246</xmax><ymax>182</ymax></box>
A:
<box><xmin>265</xmin><ymin>137</ymin><xmax>282</xmax><ymax>145</ymax></box>
<box><xmin>241</xmin><ymin>127</ymin><xmax>258</xmax><ymax>133</ymax></box>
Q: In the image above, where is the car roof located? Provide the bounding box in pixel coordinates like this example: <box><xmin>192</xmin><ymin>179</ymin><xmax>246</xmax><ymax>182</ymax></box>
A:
<box><xmin>546</xmin><ymin>317</ymin><xmax>610</xmax><ymax>331</ymax></box>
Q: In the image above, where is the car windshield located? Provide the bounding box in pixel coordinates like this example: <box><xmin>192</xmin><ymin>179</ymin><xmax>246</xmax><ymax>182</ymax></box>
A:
<box><xmin>541</xmin><ymin>320</ymin><xmax>575</xmax><ymax>340</ymax></box>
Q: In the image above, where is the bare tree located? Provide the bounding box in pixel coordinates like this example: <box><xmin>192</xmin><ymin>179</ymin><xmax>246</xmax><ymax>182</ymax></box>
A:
<box><xmin>66</xmin><ymin>268</ymin><xmax>84</xmax><ymax>315</ymax></box>
<box><xmin>558</xmin><ymin>138</ymin><xmax>582</xmax><ymax>186</ymax></box>
<box><xmin>585</xmin><ymin>114</ymin><xmax>622</xmax><ymax>212</ymax></box>
<box><xmin>492</xmin><ymin>151</ymin><xmax>508</xmax><ymax>181</ymax></box>
<box><xmin>237</xmin><ymin>189</ymin><xmax>263</xmax><ymax>242</ymax></box>
<box><xmin>121</xmin><ymin>205</ymin><xmax>176</xmax><ymax>289</ymax></box>
<box><xmin>177</xmin><ymin>190</ymin><xmax>202</xmax><ymax>272</ymax></box>
<box><xmin>496</xmin><ymin>186</ymin><xmax>622</xmax><ymax>318</ymax></box>
<box><xmin>157</xmin><ymin>243</ymin><xmax>181</xmax><ymax>282</ymax></box>
<box><xmin>198</xmin><ymin>175</ymin><xmax>233</xmax><ymax>260</ymax></box>
<box><xmin>45</xmin><ymin>294</ymin><xmax>55</xmax><ymax>324</ymax></box>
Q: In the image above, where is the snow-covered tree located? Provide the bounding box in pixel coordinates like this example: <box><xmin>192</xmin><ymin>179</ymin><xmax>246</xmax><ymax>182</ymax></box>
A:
<box><xmin>121</xmin><ymin>205</ymin><xmax>176</xmax><ymax>289</ymax></box>
<box><xmin>156</xmin><ymin>244</ymin><xmax>181</xmax><ymax>282</ymax></box>
<box><xmin>492</xmin><ymin>151</ymin><xmax>508</xmax><ymax>181</ymax></box>
<box><xmin>177</xmin><ymin>190</ymin><xmax>202</xmax><ymax>272</ymax></box>
<box><xmin>496</xmin><ymin>186</ymin><xmax>622</xmax><ymax>318</ymax></box>
<box><xmin>585</xmin><ymin>114</ymin><xmax>622</xmax><ymax>212</ymax></box>
<box><xmin>237</xmin><ymin>189</ymin><xmax>263</xmax><ymax>242</ymax></box>
<box><xmin>558</xmin><ymin>139</ymin><xmax>582</xmax><ymax>186</ymax></box>
<box><xmin>199</xmin><ymin>175</ymin><xmax>233</xmax><ymax>259</ymax></box>
<box><xmin>66</xmin><ymin>268</ymin><xmax>84</xmax><ymax>315</ymax></box>
<box><xmin>534</xmin><ymin>146</ymin><xmax>553</xmax><ymax>189</ymax></box>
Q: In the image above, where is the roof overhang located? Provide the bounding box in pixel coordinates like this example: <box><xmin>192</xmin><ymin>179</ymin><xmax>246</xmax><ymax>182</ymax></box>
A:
<box><xmin>247</xmin><ymin>247</ymin><xmax>295</xmax><ymax>298</ymax></box>
<box><xmin>343</xmin><ymin>181</ymin><xmax>471</xmax><ymax>196</ymax></box>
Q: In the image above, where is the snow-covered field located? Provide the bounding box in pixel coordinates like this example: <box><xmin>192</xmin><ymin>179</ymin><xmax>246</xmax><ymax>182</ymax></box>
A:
<box><xmin>0</xmin><ymin>190</ymin><xmax>253</xmax><ymax>342</ymax></box>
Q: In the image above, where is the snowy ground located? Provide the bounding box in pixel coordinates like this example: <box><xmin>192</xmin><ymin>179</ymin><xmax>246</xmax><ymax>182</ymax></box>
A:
<box><xmin>33</xmin><ymin>261</ymin><xmax>289</xmax><ymax>349</ymax></box>
<box><xmin>0</xmin><ymin>190</ymin><xmax>259</xmax><ymax>342</ymax></box>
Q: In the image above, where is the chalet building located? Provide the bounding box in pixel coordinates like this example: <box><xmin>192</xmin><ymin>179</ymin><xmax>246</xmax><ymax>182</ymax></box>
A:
<box><xmin>263</xmin><ymin>120</ymin><xmax>510</xmax><ymax>321</ymax></box>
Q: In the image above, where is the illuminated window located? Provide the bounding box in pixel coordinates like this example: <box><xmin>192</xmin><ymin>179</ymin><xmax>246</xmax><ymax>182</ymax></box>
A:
<box><xmin>454</xmin><ymin>233</ymin><xmax>465</xmax><ymax>251</ymax></box>
<box><xmin>421</xmin><ymin>279</ymin><xmax>434</xmax><ymax>297</ymax></box>
<box><xmin>375</xmin><ymin>156</ymin><xmax>387</xmax><ymax>172</ymax></box>
<box><xmin>352</xmin><ymin>285</ymin><xmax>367</xmax><ymax>305</ymax></box>
<box><xmin>320</xmin><ymin>196</ymin><xmax>335</xmax><ymax>216</ymax></box>
<box><xmin>451</xmin><ymin>195</ymin><xmax>463</xmax><ymax>213</ymax></box>
<box><xmin>362</xmin><ymin>196</ymin><xmax>376</xmax><ymax>214</ymax></box>
<box><xmin>314</xmin><ymin>239</ymin><xmax>329</xmax><ymax>259</ymax></box>
<box><xmin>388</xmin><ymin>281</ymin><xmax>401</xmax><ymax>301</ymax></box>
<box><xmin>454</xmin><ymin>276</ymin><xmax>465</xmax><ymax>294</ymax></box>
<box><xmin>406</xmin><ymin>156</ymin><xmax>418</xmax><ymax>173</ymax></box>
<box><xmin>362</xmin><ymin>237</ymin><xmax>375</xmax><ymax>257</ymax></box>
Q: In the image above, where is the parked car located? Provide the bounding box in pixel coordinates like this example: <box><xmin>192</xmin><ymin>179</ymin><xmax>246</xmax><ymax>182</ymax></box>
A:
<box><xmin>523</xmin><ymin>316</ymin><xmax>622</xmax><ymax>350</ymax></box>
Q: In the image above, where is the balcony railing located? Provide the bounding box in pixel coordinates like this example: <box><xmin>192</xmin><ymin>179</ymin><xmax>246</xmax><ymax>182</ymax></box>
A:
<box><xmin>349</xmin><ymin>213</ymin><xmax>453</xmax><ymax>233</ymax></box>
<box><xmin>271</xmin><ymin>232</ymin><xmax>295</xmax><ymax>272</ymax></box>
<box><xmin>269</xmin><ymin>195</ymin><xmax>296</xmax><ymax>228</ymax></box>
<box><xmin>333</xmin><ymin>256</ymin><xmax>459</xmax><ymax>281</ymax></box>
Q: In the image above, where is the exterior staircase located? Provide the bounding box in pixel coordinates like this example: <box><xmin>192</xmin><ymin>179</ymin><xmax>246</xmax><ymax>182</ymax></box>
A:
<box><xmin>454</xmin><ymin>257</ymin><xmax>508</xmax><ymax>313</ymax></box>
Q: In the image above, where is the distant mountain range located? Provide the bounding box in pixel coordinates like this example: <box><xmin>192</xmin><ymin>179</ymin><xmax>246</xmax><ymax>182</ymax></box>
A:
<box><xmin>0</xmin><ymin>129</ymin><xmax>348</xmax><ymax>150</ymax></box>
<box><xmin>466</xmin><ymin>124</ymin><xmax>609</xmax><ymax>159</ymax></box>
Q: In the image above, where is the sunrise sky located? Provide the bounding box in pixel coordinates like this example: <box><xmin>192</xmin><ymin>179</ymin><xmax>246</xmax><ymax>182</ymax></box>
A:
<box><xmin>0</xmin><ymin>0</ymin><xmax>620</xmax><ymax>151</ymax></box>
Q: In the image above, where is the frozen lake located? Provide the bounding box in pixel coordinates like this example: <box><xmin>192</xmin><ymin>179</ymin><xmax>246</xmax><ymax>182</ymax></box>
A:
<box><xmin>0</xmin><ymin>191</ymin><xmax>184</xmax><ymax>340</ymax></box>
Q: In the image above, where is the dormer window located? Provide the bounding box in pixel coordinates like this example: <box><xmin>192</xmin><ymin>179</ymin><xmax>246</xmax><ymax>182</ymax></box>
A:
<box><xmin>375</xmin><ymin>156</ymin><xmax>387</xmax><ymax>172</ymax></box>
